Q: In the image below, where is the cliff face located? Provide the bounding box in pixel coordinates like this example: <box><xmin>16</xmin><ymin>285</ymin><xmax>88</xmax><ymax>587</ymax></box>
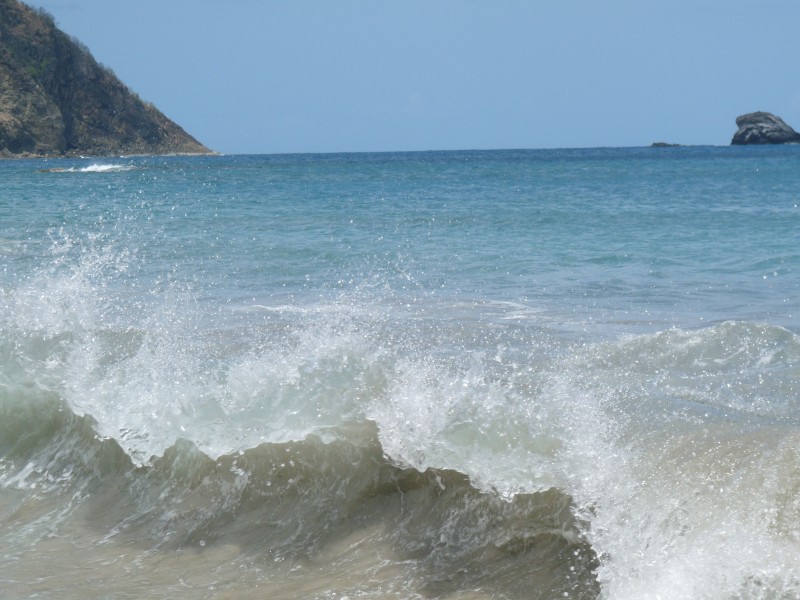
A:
<box><xmin>0</xmin><ymin>0</ymin><xmax>211</xmax><ymax>157</ymax></box>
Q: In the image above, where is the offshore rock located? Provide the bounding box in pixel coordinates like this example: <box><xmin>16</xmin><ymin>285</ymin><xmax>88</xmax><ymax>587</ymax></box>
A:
<box><xmin>731</xmin><ymin>112</ymin><xmax>800</xmax><ymax>145</ymax></box>
<box><xmin>0</xmin><ymin>0</ymin><xmax>212</xmax><ymax>157</ymax></box>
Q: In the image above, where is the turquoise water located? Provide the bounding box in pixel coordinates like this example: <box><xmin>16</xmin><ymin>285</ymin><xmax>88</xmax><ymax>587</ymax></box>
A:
<box><xmin>2</xmin><ymin>147</ymin><xmax>800</xmax><ymax>598</ymax></box>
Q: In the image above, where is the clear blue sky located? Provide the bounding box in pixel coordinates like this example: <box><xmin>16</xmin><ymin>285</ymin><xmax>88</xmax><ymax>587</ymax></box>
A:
<box><xmin>26</xmin><ymin>0</ymin><xmax>800</xmax><ymax>155</ymax></box>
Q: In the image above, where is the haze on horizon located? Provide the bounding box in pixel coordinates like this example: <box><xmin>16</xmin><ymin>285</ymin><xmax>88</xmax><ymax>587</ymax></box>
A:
<box><xmin>25</xmin><ymin>0</ymin><xmax>800</xmax><ymax>155</ymax></box>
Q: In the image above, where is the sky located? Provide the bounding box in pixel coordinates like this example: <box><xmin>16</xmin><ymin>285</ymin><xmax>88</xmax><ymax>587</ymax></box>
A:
<box><xmin>24</xmin><ymin>0</ymin><xmax>800</xmax><ymax>155</ymax></box>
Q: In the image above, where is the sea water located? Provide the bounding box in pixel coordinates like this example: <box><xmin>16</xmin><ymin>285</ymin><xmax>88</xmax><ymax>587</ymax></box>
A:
<box><xmin>1</xmin><ymin>147</ymin><xmax>799</xmax><ymax>599</ymax></box>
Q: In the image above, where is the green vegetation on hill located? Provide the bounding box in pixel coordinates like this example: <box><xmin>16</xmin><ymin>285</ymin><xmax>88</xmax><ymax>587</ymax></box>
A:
<box><xmin>0</xmin><ymin>0</ymin><xmax>211</xmax><ymax>157</ymax></box>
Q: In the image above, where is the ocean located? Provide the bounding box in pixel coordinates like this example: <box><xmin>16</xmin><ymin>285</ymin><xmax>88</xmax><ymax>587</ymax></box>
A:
<box><xmin>1</xmin><ymin>146</ymin><xmax>799</xmax><ymax>599</ymax></box>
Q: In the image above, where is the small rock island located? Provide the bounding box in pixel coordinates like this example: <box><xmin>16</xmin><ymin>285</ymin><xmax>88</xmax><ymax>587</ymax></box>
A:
<box><xmin>0</xmin><ymin>0</ymin><xmax>212</xmax><ymax>158</ymax></box>
<box><xmin>731</xmin><ymin>112</ymin><xmax>800</xmax><ymax>145</ymax></box>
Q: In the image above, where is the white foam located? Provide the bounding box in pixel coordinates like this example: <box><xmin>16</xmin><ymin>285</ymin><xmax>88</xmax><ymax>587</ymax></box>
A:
<box><xmin>80</xmin><ymin>163</ymin><xmax>132</xmax><ymax>173</ymax></box>
<box><xmin>47</xmin><ymin>163</ymin><xmax>135</xmax><ymax>173</ymax></box>
<box><xmin>549</xmin><ymin>323</ymin><xmax>800</xmax><ymax>599</ymax></box>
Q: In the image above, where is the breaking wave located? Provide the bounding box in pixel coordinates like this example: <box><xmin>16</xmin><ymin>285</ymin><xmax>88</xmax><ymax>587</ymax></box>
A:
<box><xmin>3</xmin><ymin>231</ymin><xmax>800</xmax><ymax>598</ymax></box>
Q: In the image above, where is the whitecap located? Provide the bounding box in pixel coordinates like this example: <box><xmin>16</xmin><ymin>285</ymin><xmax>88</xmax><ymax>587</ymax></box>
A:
<box><xmin>44</xmin><ymin>163</ymin><xmax>136</xmax><ymax>173</ymax></box>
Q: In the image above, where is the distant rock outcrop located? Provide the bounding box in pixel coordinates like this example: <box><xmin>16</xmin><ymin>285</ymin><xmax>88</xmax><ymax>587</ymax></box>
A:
<box><xmin>731</xmin><ymin>112</ymin><xmax>800</xmax><ymax>145</ymax></box>
<box><xmin>0</xmin><ymin>0</ymin><xmax>212</xmax><ymax>157</ymax></box>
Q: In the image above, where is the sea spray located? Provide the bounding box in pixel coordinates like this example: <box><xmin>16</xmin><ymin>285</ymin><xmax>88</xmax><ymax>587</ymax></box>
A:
<box><xmin>549</xmin><ymin>323</ymin><xmax>800</xmax><ymax>599</ymax></box>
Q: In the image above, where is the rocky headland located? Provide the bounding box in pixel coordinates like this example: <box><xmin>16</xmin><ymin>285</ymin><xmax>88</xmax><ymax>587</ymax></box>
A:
<box><xmin>0</xmin><ymin>0</ymin><xmax>211</xmax><ymax>158</ymax></box>
<box><xmin>731</xmin><ymin>112</ymin><xmax>800</xmax><ymax>145</ymax></box>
